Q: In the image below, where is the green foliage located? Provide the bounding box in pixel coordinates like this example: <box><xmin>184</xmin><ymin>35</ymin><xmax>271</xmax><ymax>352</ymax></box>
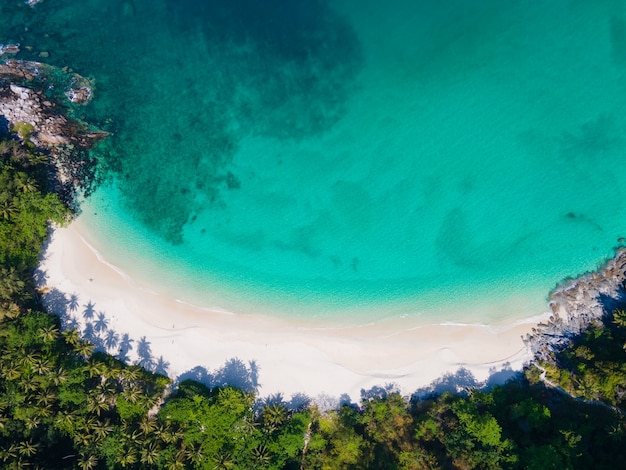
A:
<box><xmin>115</xmin><ymin>396</ymin><xmax>147</xmax><ymax>421</ymax></box>
<box><xmin>159</xmin><ymin>385</ymin><xmax>267</xmax><ymax>467</ymax></box>
<box><xmin>361</xmin><ymin>394</ymin><xmax>416</xmax><ymax>466</ymax></box>
<box><xmin>10</xmin><ymin>121</ymin><xmax>34</xmax><ymax>143</ymax></box>
<box><xmin>521</xmin><ymin>444</ymin><xmax>567</xmax><ymax>470</ymax></box>
<box><xmin>175</xmin><ymin>378</ymin><xmax>212</xmax><ymax>399</ymax></box>
<box><xmin>531</xmin><ymin>317</ymin><xmax>626</xmax><ymax>408</ymax></box>
<box><xmin>303</xmin><ymin>406</ymin><xmax>366</xmax><ymax>469</ymax></box>
<box><xmin>413</xmin><ymin>392</ymin><xmax>517</xmax><ymax>469</ymax></box>
<box><xmin>0</xmin><ymin>137</ymin><xmax>68</xmax><ymax>279</ymax></box>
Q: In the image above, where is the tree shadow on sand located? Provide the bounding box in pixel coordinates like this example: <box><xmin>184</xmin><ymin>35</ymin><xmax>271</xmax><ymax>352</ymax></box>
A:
<box><xmin>40</xmin><ymin>285</ymin><xmax>265</xmax><ymax>394</ymax></box>
<box><xmin>39</xmin><ymin>287</ymin><xmax>170</xmax><ymax>376</ymax></box>
<box><xmin>409</xmin><ymin>364</ymin><xmax>520</xmax><ymax>401</ymax></box>
<box><xmin>178</xmin><ymin>357</ymin><xmax>259</xmax><ymax>394</ymax></box>
<box><xmin>39</xmin><ymin>283</ymin><xmax>534</xmax><ymax>410</ymax></box>
<box><xmin>33</xmin><ymin>266</ymin><xmax>48</xmax><ymax>288</ymax></box>
<box><xmin>361</xmin><ymin>383</ymin><xmax>401</xmax><ymax>401</ymax></box>
<box><xmin>251</xmin><ymin>392</ymin><xmax>312</xmax><ymax>415</ymax></box>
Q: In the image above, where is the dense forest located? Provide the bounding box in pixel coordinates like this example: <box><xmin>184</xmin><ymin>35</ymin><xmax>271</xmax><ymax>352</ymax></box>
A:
<box><xmin>1</xmin><ymin>131</ymin><xmax>626</xmax><ymax>469</ymax></box>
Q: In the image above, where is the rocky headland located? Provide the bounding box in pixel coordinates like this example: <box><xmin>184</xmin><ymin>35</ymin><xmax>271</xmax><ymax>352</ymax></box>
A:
<box><xmin>0</xmin><ymin>57</ymin><xmax>108</xmax><ymax>205</ymax></box>
<box><xmin>524</xmin><ymin>248</ymin><xmax>626</xmax><ymax>361</ymax></box>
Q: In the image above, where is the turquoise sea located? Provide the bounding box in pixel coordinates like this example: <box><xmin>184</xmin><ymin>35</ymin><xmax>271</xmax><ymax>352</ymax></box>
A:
<box><xmin>3</xmin><ymin>0</ymin><xmax>626</xmax><ymax>322</ymax></box>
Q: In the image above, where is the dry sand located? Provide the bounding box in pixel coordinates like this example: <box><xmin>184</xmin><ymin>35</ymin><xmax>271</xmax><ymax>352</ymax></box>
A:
<box><xmin>38</xmin><ymin>222</ymin><xmax>550</xmax><ymax>403</ymax></box>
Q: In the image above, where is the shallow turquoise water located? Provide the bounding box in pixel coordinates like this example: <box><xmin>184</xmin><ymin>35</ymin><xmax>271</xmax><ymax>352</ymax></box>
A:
<box><xmin>3</xmin><ymin>0</ymin><xmax>626</xmax><ymax>320</ymax></box>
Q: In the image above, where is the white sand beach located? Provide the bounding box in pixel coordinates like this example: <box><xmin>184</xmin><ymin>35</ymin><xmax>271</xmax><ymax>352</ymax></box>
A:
<box><xmin>38</xmin><ymin>221</ymin><xmax>551</xmax><ymax>403</ymax></box>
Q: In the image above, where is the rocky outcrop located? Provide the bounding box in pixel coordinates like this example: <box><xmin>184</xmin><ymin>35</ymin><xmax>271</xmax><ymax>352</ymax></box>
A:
<box><xmin>524</xmin><ymin>249</ymin><xmax>626</xmax><ymax>361</ymax></box>
<box><xmin>0</xmin><ymin>44</ymin><xmax>20</xmax><ymax>56</ymax></box>
<box><xmin>0</xmin><ymin>59</ymin><xmax>108</xmax><ymax>204</ymax></box>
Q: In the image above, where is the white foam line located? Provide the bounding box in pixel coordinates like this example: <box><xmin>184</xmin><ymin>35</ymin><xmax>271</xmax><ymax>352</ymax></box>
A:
<box><xmin>39</xmin><ymin>222</ymin><xmax>547</xmax><ymax>401</ymax></box>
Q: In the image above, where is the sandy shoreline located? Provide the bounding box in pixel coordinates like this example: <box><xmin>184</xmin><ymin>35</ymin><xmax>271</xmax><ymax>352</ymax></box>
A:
<box><xmin>38</xmin><ymin>221</ymin><xmax>550</xmax><ymax>402</ymax></box>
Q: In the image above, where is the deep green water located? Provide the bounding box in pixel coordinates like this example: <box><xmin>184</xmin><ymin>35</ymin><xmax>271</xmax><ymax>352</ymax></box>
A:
<box><xmin>3</xmin><ymin>0</ymin><xmax>626</xmax><ymax>320</ymax></box>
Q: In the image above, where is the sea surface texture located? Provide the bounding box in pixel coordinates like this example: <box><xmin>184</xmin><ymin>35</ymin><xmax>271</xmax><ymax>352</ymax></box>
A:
<box><xmin>3</xmin><ymin>0</ymin><xmax>626</xmax><ymax>320</ymax></box>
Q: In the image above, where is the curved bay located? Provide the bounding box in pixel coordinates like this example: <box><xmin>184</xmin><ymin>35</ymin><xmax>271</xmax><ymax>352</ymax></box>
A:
<box><xmin>4</xmin><ymin>0</ymin><xmax>626</xmax><ymax>317</ymax></box>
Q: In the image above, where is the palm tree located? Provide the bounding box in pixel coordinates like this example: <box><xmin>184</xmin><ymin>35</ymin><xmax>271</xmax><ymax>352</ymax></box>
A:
<box><xmin>117</xmin><ymin>450</ymin><xmax>138</xmax><ymax>468</ymax></box>
<box><xmin>50</xmin><ymin>367</ymin><xmax>68</xmax><ymax>385</ymax></box>
<box><xmin>20</xmin><ymin>377</ymin><xmax>39</xmax><ymax>393</ymax></box>
<box><xmin>121</xmin><ymin>365</ymin><xmax>142</xmax><ymax>383</ymax></box>
<box><xmin>13</xmin><ymin>172</ymin><xmax>37</xmax><ymax>194</ymax></box>
<box><xmin>17</xmin><ymin>440</ymin><xmax>38</xmax><ymax>458</ymax></box>
<box><xmin>85</xmin><ymin>361</ymin><xmax>107</xmax><ymax>379</ymax></box>
<box><xmin>252</xmin><ymin>445</ymin><xmax>271</xmax><ymax>466</ymax></box>
<box><xmin>23</xmin><ymin>352</ymin><xmax>41</xmax><ymax>368</ymax></box>
<box><xmin>1</xmin><ymin>443</ymin><xmax>18</xmax><ymax>462</ymax></box>
<box><xmin>74</xmin><ymin>340</ymin><xmax>95</xmax><ymax>360</ymax></box>
<box><xmin>77</xmin><ymin>454</ymin><xmax>98</xmax><ymax>470</ymax></box>
<box><xmin>54</xmin><ymin>412</ymin><xmax>77</xmax><ymax>432</ymax></box>
<box><xmin>32</xmin><ymin>358</ymin><xmax>51</xmax><ymax>376</ymax></box>
<box><xmin>614</xmin><ymin>310</ymin><xmax>626</xmax><ymax>328</ymax></box>
<box><xmin>170</xmin><ymin>427</ymin><xmax>185</xmax><ymax>443</ymax></box>
<box><xmin>140</xmin><ymin>392</ymin><xmax>162</xmax><ymax>411</ymax></box>
<box><xmin>86</xmin><ymin>396</ymin><xmax>110</xmax><ymax>417</ymax></box>
<box><xmin>38</xmin><ymin>325</ymin><xmax>59</xmax><ymax>343</ymax></box>
<box><xmin>0</xmin><ymin>267</ymin><xmax>25</xmax><ymax>301</ymax></box>
<box><xmin>35</xmin><ymin>389</ymin><xmax>56</xmax><ymax>407</ymax></box>
<box><xmin>51</xmin><ymin>410</ymin><xmax>71</xmax><ymax>426</ymax></box>
<box><xmin>1</xmin><ymin>302</ymin><xmax>22</xmax><ymax>320</ymax></box>
<box><xmin>17</xmin><ymin>176</ymin><xmax>37</xmax><ymax>194</ymax></box>
<box><xmin>576</xmin><ymin>377</ymin><xmax>600</xmax><ymax>401</ymax></box>
<box><xmin>139</xmin><ymin>415</ymin><xmax>158</xmax><ymax>435</ymax></box>
<box><xmin>123</xmin><ymin>429</ymin><xmax>144</xmax><ymax>448</ymax></box>
<box><xmin>0</xmin><ymin>399</ymin><xmax>8</xmax><ymax>430</ymax></box>
<box><xmin>37</xmin><ymin>405</ymin><xmax>53</xmax><ymax>419</ymax></box>
<box><xmin>123</xmin><ymin>384</ymin><xmax>143</xmax><ymax>404</ymax></box>
<box><xmin>184</xmin><ymin>444</ymin><xmax>204</xmax><ymax>467</ymax></box>
<box><xmin>262</xmin><ymin>403</ymin><xmax>288</xmax><ymax>432</ymax></box>
<box><xmin>3</xmin><ymin>362</ymin><xmax>21</xmax><ymax>381</ymax></box>
<box><xmin>24</xmin><ymin>416</ymin><xmax>40</xmax><ymax>431</ymax></box>
<box><xmin>62</xmin><ymin>329</ymin><xmax>80</xmax><ymax>347</ymax></box>
<box><xmin>213</xmin><ymin>451</ymin><xmax>234</xmax><ymax>469</ymax></box>
<box><xmin>139</xmin><ymin>443</ymin><xmax>161</xmax><ymax>466</ymax></box>
<box><xmin>73</xmin><ymin>430</ymin><xmax>96</xmax><ymax>448</ymax></box>
<box><xmin>0</xmin><ymin>199</ymin><xmax>18</xmax><ymax>220</ymax></box>
<box><xmin>106</xmin><ymin>365</ymin><xmax>123</xmax><ymax>381</ymax></box>
<box><xmin>163</xmin><ymin>446</ymin><xmax>189</xmax><ymax>470</ymax></box>
<box><xmin>236</xmin><ymin>416</ymin><xmax>258</xmax><ymax>435</ymax></box>
<box><xmin>154</xmin><ymin>424</ymin><xmax>173</xmax><ymax>443</ymax></box>
<box><xmin>166</xmin><ymin>459</ymin><xmax>185</xmax><ymax>470</ymax></box>
<box><xmin>92</xmin><ymin>420</ymin><xmax>114</xmax><ymax>442</ymax></box>
<box><xmin>95</xmin><ymin>381</ymin><xmax>116</xmax><ymax>402</ymax></box>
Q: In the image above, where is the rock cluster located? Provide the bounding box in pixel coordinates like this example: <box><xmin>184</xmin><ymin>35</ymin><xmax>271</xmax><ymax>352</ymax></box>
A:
<box><xmin>0</xmin><ymin>60</ymin><xmax>40</xmax><ymax>81</ymax></box>
<box><xmin>524</xmin><ymin>249</ymin><xmax>626</xmax><ymax>361</ymax></box>
<box><xmin>0</xmin><ymin>59</ymin><xmax>108</xmax><ymax>203</ymax></box>
<box><xmin>66</xmin><ymin>86</ymin><xmax>92</xmax><ymax>104</ymax></box>
<box><xmin>0</xmin><ymin>44</ymin><xmax>20</xmax><ymax>56</ymax></box>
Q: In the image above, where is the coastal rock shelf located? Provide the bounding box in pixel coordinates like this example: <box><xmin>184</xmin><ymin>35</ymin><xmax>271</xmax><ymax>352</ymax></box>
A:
<box><xmin>525</xmin><ymin>249</ymin><xmax>626</xmax><ymax>361</ymax></box>
<box><xmin>0</xmin><ymin>59</ymin><xmax>107</xmax><ymax>202</ymax></box>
